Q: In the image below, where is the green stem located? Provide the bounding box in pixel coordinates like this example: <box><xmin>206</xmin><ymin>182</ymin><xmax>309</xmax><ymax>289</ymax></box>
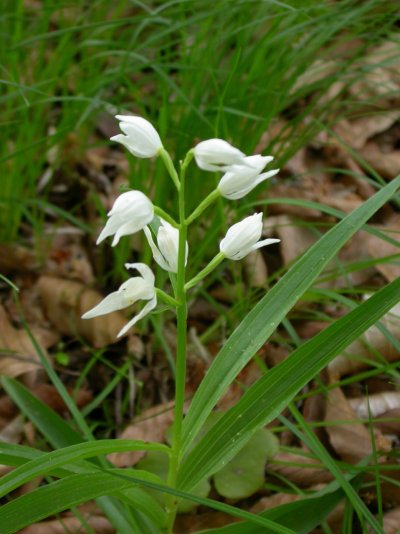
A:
<box><xmin>166</xmin><ymin>150</ymin><xmax>193</xmax><ymax>531</ymax></box>
<box><xmin>160</xmin><ymin>147</ymin><xmax>180</xmax><ymax>191</ymax></box>
<box><xmin>154</xmin><ymin>206</ymin><xmax>180</xmax><ymax>229</ymax></box>
<box><xmin>155</xmin><ymin>288</ymin><xmax>180</xmax><ymax>308</ymax></box>
<box><xmin>185</xmin><ymin>188</ymin><xmax>220</xmax><ymax>225</ymax></box>
<box><xmin>185</xmin><ymin>251</ymin><xmax>225</xmax><ymax>291</ymax></box>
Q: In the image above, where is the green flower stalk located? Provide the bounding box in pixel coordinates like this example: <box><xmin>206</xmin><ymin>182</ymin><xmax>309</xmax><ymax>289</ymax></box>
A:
<box><xmin>82</xmin><ymin>114</ymin><xmax>279</xmax><ymax>533</ymax></box>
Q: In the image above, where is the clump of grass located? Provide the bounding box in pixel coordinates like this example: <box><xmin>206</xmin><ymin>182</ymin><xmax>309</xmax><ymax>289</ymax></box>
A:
<box><xmin>1</xmin><ymin>0</ymin><xmax>397</xmax><ymax>245</ymax></box>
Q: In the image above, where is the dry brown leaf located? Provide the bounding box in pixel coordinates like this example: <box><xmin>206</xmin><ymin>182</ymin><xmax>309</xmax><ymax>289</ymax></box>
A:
<box><xmin>349</xmin><ymin>392</ymin><xmax>400</xmax><ymax>419</ymax></box>
<box><xmin>38</xmin><ymin>276</ymin><xmax>127</xmax><ymax>347</ymax></box>
<box><xmin>251</xmin><ymin>487</ymin><xmax>344</xmax><ymax>533</ymax></box>
<box><xmin>367</xmin><ymin>507</ymin><xmax>400</xmax><ymax>534</ymax></box>
<box><xmin>350</xmin><ymin>40</ymin><xmax>400</xmax><ymax>105</ymax></box>
<box><xmin>175</xmin><ymin>510</ymin><xmax>239</xmax><ymax>533</ymax></box>
<box><xmin>0</xmin><ymin>243</ymin><xmax>37</xmax><ymax>274</ymax></box>
<box><xmin>20</xmin><ymin>515</ymin><xmax>113</xmax><ymax>534</ymax></box>
<box><xmin>0</xmin><ymin>415</ymin><xmax>25</xmax><ymax>443</ymax></box>
<box><xmin>109</xmin><ymin>401</ymin><xmax>174</xmax><ymax>467</ymax></box>
<box><xmin>360</xmin><ymin>142</ymin><xmax>400</xmax><ymax>180</ymax></box>
<box><xmin>44</xmin><ymin>234</ymin><xmax>94</xmax><ymax>284</ymax></box>
<box><xmin>263</xmin><ymin>215</ymin><xmax>317</xmax><ymax>266</ymax></box>
<box><xmin>250</xmin><ymin>492</ymin><xmax>301</xmax><ymax>514</ymax></box>
<box><xmin>243</xmin><ymin>249</ymin><xmax>268</xmax><ymax>287</ymax></box>
<box><xmin>0</xmin><ymin>305</ymin><xmax>44</xmax><ymax>380</ymax></box>
<box><xmin>264</xmin><ymin>216</ymin><xmax>374</xmax><ymax>286</ymax></box>
<box><xmin>374</xmin><ymin>408</ymin><xmax>400</xmax><ymax>435</ymax></box>
<box><xmin>333</xmin><ymin>112</ymin><xmax>400</xmax><ymax>151</ymax></box>
<box><xmin>329</xmin><ymin>301</ymin><xmax>400</xmax><ymax>376</ymax></box>
<box><xmin>325</xmin><ymin>387</ymin><xmax>372</xmax><ymax>463</ymax></box>
<box><xmin>364</xmin><ymin>225</ymin><xmax>400</xmax><ymax>282</ymax></box>
<box><xmin>324</xmin><ymin>386</ymin><xmax>391</xmax><ymax>464</ymax></box>
<box><xmin>268</xmin><ymin>450</ymin><xmax>333</xmax><ymax>487</ymax></box>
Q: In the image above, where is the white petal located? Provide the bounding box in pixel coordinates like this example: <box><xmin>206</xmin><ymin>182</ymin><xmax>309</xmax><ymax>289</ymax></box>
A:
<box><xmin>254</xmin><ymin>168</ymin><xmax>279</xmax><ymax>185</ymax></box>
<box><xmin>143</xmin><ymin>227</ymin><xmax>170</xmax><ymax>271</ymax></box>
<box><xmin>119</xmin><ymin>276</ymin><xmax>155</xmax><ymax>301</ymax></box>
<box><xmin>111</xmin><ymin>219</ymin><xmax>144</xmax><ymax>246</ymax></box>
<box><xmin>96</xmin><ymin>215</ymin><xmax>123</xmax><ymax>245</ymax></box>
<box><xmin>194</xmin><ymin>139</ymin><xmax>247</xmax><ymax>172</ymax></box>
<box><xmin>117</xmin><ymin>296</ymin><xmax>157</xmax><ymax>338</ymax></box>
<box><xmin>157</xmin><ymin>224</ymin><xmax>180</xmax><ymax>272</ymax></box>
<box><xmin>220</xmin><ymin>213</ymin><xmax>264</xmax><ymax>259</ymax></box>
<box><xmin>112</xmin><ymin>115</ymin><xmax>162</xmax><ymax>158</ymax></box>
<box><xmin>82</xmin><ymin>291</ymin><xmax>128</xmax><ymax>319</ymax></box>
<box><xmin>125</xmin><ymin>262</ymin><xmax>155</xmax><ymax>286</ymax></box>
<box><xmin>110</xmin><ymin>134</ymin><xmax>129</xmax><ymax>148</ymax></box>
<box><xmin>108</xmin><ymin>190</ymin><xmax>151</xmax><ymax>217</ymax></box>
<box><xmin>251</xmin><ymin>238</ymin><xmax>281</xmax><ymax>252</ymax></box>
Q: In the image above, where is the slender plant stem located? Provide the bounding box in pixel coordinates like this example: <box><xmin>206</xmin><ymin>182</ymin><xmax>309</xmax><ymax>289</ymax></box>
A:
<box><xmin>166</xmin><ymin>151</ymin><xmax>193</xmax><ymax>531</ymax></box>
<box><xmin>185</xmin><ymin>188</ymin><xmax>220</xmax><ymax>225</ymax></box>
<box><xmin>154</xmin><ymin>206</ymin><xmax>180</xmax><ymax>229</ymax></box>
<box><xmin>160</xmin><ymin>148</ymin><xmax>180</xmax><ymax>191</ymax></box>
<box><xmin>155</xmin><ymin>288</ymin><xmax>180</xmax><ymax>308</ymax></box>
<box><xmin>185</xmin><ymin>251</ymin><xmax>225</xmax><ymax>291</ymax></box>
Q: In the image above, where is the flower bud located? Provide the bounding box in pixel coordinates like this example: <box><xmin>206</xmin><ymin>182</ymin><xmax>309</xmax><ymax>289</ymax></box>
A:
<box><xmin>220</xmin><ymin>213</ymin><xmax>280</xmax><ymax>260</ymax></box>
<box><xmin>82</xmin><ymin>263</ymin><xmax>157</xmax><ymax>338</ymax></box>
<box><xmin>111</xmin><ymin>115</ymin><xmax>162</xmax><ymax>158</ymax></box>
<box><xmin>193</xmin><ymin>138</ymin><xmax>247</xmax><ymax>172</ymax></box>
<box><xmin>218</xmin><ymin>155</ymin><xmax>279</xmax><ymax>199</ymax></box>
<box><xmin>144</xmin><ymin>219</ymin><xmax>188</xmax><ymax>273</ymax></box>
<box><xmin>97</xmin><ymin>190</ymin><xmax>154</xmax><ymax>246</ymax></box>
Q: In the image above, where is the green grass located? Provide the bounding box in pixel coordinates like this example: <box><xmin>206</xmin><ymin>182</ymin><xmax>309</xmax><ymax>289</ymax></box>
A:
<box><xmin>1</xmin><ymin>0</ymin><xmax>398</xmax><ymax>246</ymax></box>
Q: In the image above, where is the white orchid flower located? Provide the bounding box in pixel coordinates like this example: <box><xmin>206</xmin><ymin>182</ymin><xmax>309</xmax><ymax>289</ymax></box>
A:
<box><xmin>220</xmin><ymin>213</ymin><xmax>280</xmax><ymax>261</ymax></box>
<box><xmin>218</xmin><ymin>155</ymin><xmax>279</xmax><ymax>200</ymax></box>
<box><xmin>144</xmin><ymin>219</ymin><xmax>188</xmax><ymax>273</ymax></box>
<box><xmin>97</xmin><ymin>190</ymin><xmax>154</xmax><ymax>247</ymax></box>
<box><xmin>82</xmin><ymin>263</ymin><xmax>157</xmax><ymax>338</ymax></box>
<box><xmin>193</xmin><ymin>139</ymin><xmax>247</xmax><ymax>172</ymax></box>
<box><xmin>111</xmin><ymin>115</ymin><xmax>163</xmax><ymax>158</ymax></box>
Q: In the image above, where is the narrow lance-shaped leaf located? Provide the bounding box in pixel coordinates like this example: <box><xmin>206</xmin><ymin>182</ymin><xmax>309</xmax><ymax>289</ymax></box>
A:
<box><xmin>181</xmin><ymin>175</ymin><xmax>400</xmax><ymax>452</ymax></box>
<box><xmin>0</xmin><ymin>470</ymin><xmax>296</xmax><ymax>534</ymax></box>
<box><xmin>0</xmin><ymin>377</ymin><xmax>153</xmax><ymax>532</ymax></box>
<box><xmin>178</xmin><ymin>276</ymin><xmax>400</xmax><ymax>492</ymax></box>
<box><xmin>0</xmin><ymin>439</ymin><xmax>170</xmax><ymax>498</ymax></box>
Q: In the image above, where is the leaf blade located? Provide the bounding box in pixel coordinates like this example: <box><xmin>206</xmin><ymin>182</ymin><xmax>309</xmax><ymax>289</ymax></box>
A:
<box><xmin>181</xmin><ymin>175</ymin><xmax>400</xmax><ymax>452</ymax></box>
<box><xmin>178</xmin><ymin>278</ymin><xmax>400</xmax><ymax>508</ymax></box>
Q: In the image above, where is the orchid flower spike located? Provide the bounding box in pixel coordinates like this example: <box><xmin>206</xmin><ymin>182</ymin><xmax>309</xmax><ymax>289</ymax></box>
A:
<box><xmin>193</xmin><ymin>138</ymin><xmax>247</xmax><ymax>172</ymax></box>
<box><xmin>82</xmin><ymin>263</ymin><xmax>157</xmax><ymax>338</ymax></box>
<box><xmin>220</xmin><ymin>213</ymin><xmax>280</xmax><ymax>260</ymax></box>
<box><xmin>111</xmin><ymin>115</ymin><xmax>163</xmax><ymax>158</ymax></box>
<box><xmin>218</xmin><ymin>155</ymin><xmax>279</xmax><ymax>200</ymax></box>
<box><xmin>144</xmin><ymin>218</ymin><xmax>188</xmax><ymax>273</ymax></box>
<box><xmin>97</xmin><ymin>190</ymin><xmax>154</xmax><ymax>247</ymax></box>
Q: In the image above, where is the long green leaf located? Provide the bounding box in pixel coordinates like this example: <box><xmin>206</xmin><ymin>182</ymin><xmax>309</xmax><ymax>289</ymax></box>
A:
<box><xmin>0</xmin><ymin>472</ymin><xmax>134</xmax><ymax>534</ymax></box>
<box><xmin>102</xmin><ymin>470</ymin><xmax>296</xmax><ymax>534</ymax></box>
<box><xmin>178</xmin><ymin>278</ymin><xmax>400</xmax><ymax>504</ymax></box>
<box><xmin>199</xmin><ymin>483</ymin><xmax>351</xmax><ymax>533</ymax></box>
<box><xmin>0</xmin><ymin>443</ymin><xmax>166</xmax><ymax>530</ymax></box>
<box><xmin>0</xmin><ymin>439</ymin><xmax>170</xmax><ymax>498</ymax></box>
<box><xmin>0</xmin><ymin>469</ymin><xmax>294</xmax><ymax>534</ymax></box>
<box><xmin>0</xmin><ymin>378</ymin><xmax>153</xmax><ymax>531</ymax></box>
<box><xmin>181</xmin><ymin>175</ymin><xmax>400</xmax><ymax>453</ymax></box>
<box><xmin>1</xmin><ymin>377</ymin><xmax>83</xmax><ymax>449</ymax></box>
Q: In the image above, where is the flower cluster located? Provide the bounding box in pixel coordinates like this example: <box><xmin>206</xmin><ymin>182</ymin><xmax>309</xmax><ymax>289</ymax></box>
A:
<box><xmin>83</xmin><ymin>116</ymin><xmax>280</xmax><ymax>337</ymax></box>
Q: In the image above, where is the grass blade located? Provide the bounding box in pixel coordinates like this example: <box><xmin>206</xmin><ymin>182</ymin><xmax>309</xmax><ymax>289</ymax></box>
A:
<box><xmin>0</xmin><ymin>439</ymin><xmax>170</xmax><ymax>498</ymax></box>
<box><xmin>0</xmin><ymin>472</ymin><xmax>137</xmax><ymax>534</ymax></box>
<box><xmin>198</xmin><ymin>482</ymin><xmax>352</xmax><ymax>533</ymax></box>
<box><xmin>177</xmin><ymin>276</ymin><xmax>400</xmax><ymax>534</ymax></box>
<box><xmin>181</xmin><ymin>175</ymin><xmax>400</xmax><ymax>453</ymax></box>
